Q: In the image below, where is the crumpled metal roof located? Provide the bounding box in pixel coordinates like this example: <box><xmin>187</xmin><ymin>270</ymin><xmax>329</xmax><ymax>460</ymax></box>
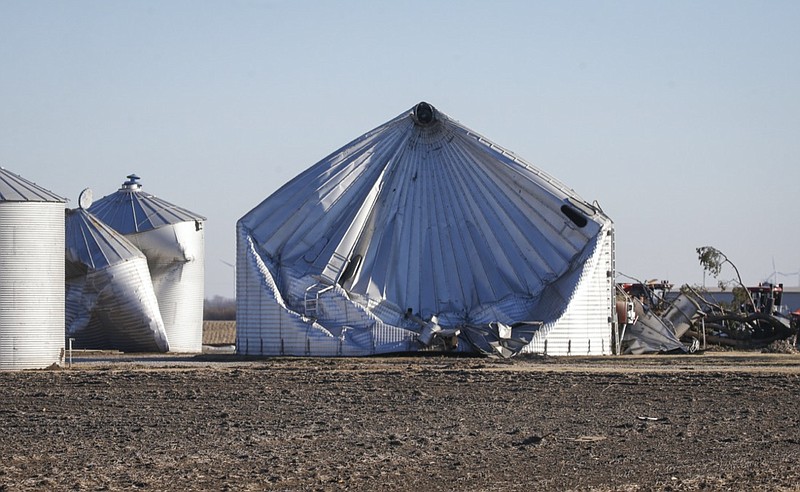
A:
<box><xmin>65</xmin><ymin>196</ymin><xmax>169</xmax><ymax>353</ymax></box>
<box><xmin>65</xmin><ymin>206</ymin><xmax>145</xmax><ymax>277</ymax></box>
<box><xmin>89</xmin><ymin>175</ymin><xmax>205</xmax><ymax>234</ymax></box>
<box><xmin>240</xmin><ymin>102</ymin><xmax>611</xmax><ymax>322</ymax></box>
<box><xmin>0</xmin><ymin>167</ymin><xmax>65</xmax><ymax>202</ymax></box>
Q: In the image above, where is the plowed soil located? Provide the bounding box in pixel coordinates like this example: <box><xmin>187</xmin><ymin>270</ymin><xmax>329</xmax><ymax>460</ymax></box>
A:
<box><xmin>2</xmin><ymin>353</ymin><xmax>799</xmax><ymax>491</ymax></box>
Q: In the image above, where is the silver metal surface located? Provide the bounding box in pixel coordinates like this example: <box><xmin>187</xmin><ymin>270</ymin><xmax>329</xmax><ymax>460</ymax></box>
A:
<box><xmin>125</xmin><ymin>222</ymin><xmax>205</xmax><ymax>352</ymax></box>
<box><xmin>237</xmin><ymin>102</ymin><xmax>614</xmax><ymax>356</ymax></box>
<box><xmin>65</xmin><ymin>207</ymin><xmax>168</xmax><ymax>352</ymax></box>
<box><xmin>0</xmin><ymin>167</ymin><xmax>65</xmax><ymax>202</ymax></box>
<box><xmin>65</xmin><ymin>206</ymin><xmax>145</xmax><ymax>273</ymax></box>
<box><xmin>0</xmin><ymin>169</ymin><xmax>66</xmax><ymax>370</ymax></box>
<box><xmin>89</xmin><ymin>174</ymin><xmax>205</xmax><ymax>235</ymax></box>
<box><xmin>622</xmin><ymin>297</ymin><xmax>685</xmax><ymax>355</ymax></box>
<box><xmin>89</xmin><ymin>176</ymin><xmax>206</xmax><ymax>353</ymax></box>
<box><xmin>524</xmin><ymin>226</ymin><xmax>616</xmax><ymax>355</ymax></box>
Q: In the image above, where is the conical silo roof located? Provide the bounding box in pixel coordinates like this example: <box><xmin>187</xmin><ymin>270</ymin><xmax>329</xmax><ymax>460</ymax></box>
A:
<box><xmin>239</xmin><ymin>102</ymin><xmax>611</xmax><ymax>322</ymax></box>
<box><xmin>0</xmin><ymin>167</ymin><xmax>65</xmax><ymax>202</ymax></box>
<box><xmin>65</xmin><ymin>192</ymin><xmax>147</xmax><ymax>277</ymax></box>
<box><xmin>88</xmin><ymin>174</ymin><xmax>205</xmax><ymax>234</ymax></box>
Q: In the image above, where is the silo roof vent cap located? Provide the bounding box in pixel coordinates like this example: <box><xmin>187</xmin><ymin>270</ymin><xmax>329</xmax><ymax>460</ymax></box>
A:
<box><xmin>412</xmin><ymin>102</ymin><xmax>437</xmax><ymax>126</ymax></box>
<box><xmin>121</xmin><ymin>174</ymin><xmax>142</xmax><ymax>191</ymax></box>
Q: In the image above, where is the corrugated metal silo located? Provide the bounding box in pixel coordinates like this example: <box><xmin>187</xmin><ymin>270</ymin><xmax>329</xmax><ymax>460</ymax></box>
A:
<box><xmin>65</xmin><ymin>189</ymin><xmax>169</xmax><ymax>352</ymax></box>
<box><xmin>236</xmin><ymin>102</ymin><xmax>615</xmax><ymax>358</ymax></box>
<box><xmin>89</xmin><ymin>175</ymin><xmax>206</xmax><ymax>353</ymax></box>
<box><xmin>0</xmin><ymin>167</ymin><xmax>66</xmax><ymax>370</ymax></box>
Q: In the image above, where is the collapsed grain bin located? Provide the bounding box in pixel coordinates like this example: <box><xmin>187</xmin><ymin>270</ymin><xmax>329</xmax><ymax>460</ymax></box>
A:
<box><xmin>237</xmin><ymin>102</ymin><xmax>615</xmax><ymax>357</ymax></box>
<box><xmin>0</xmin><ymin>167</ymin><xmax>66</xmax><ymax>370</ymax></box>
<box><xmin>89</xmin><ymin>175</ymin><xmax>205</xmax><ymax>353</ymax></box>
<box><xmin>65</xmin><ymin>189</ymin><xmax>169</xmax><ymax>352</ymax></box>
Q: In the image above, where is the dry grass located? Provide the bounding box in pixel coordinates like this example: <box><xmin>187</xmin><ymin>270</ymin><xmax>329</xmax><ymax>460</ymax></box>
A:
<box><xmin>202</xmin><ymin>320</ymin><xmax>236</xmax><ymax>346</ymax></box>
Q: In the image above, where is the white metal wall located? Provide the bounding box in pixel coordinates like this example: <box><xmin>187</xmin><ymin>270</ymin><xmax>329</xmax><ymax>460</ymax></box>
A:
<box><xmin>237</xmin><ymin>229</ymin><xmax>333</xmax><ymax>355</ymax></box>
<box><xmin>525</xmin><ymin>225</ymin><xmax>615</xmax><ymax>356</ymax></box>
<box><xmin>128</xmin><ymin>221</ymin><xmax>205</xmax><ymax>353</ymax></box>
<box><xmin>0</xmin><ymin>202</ymin><xmax>65</xmax><ymax>370</ymax></box>
<box><xmin>237</xmin><ymin>224</ymin><xmax>427</xmax><ymax>356</ymax></box>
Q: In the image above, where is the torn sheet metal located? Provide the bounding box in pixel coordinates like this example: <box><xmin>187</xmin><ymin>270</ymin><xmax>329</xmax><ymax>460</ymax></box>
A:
<box><xmin>621</xmin><ymin>298</ymin><xmax>686</xmax><ymax>354</ymax></box>
<box><xmin>660</xmin><ymin>293</ymin><xmax>702</xmax><ymax>339</ymax></box>
<box><xmin>65</xmin><ymin>193</ymin><xmax>168</xmax><ymax>352</ymax></box>
<box><xmin>462</xmin><ymin>322</ymin><xmax>543</xmax><ymax>358</ymax></box>
<box><xmin>89</xmin><ymin>176</ymin><xmax>205</xmax><ymax>353</ymax></box>
<box><xmin>237</xmin><ymin>102</ymin><xmax>614</xmax><ymax>357</ymax></box>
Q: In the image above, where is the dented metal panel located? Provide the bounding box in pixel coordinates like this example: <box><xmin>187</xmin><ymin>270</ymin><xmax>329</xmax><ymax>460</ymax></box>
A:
<box><xmin>125</xmin><ymin>221</ymin><xmax>205</xmax><ymax>352</ymax></box>
<box><xmin>65</xmin><ymin>206</ymin><xmax>168</xmax><ymax>352</ymax></box>
<box><xmin>90</xmin><ymin>176</ymin><xmax>205</xmax><ymax>353</ymax></box>
<box><xmin>65</xmin><ymin>205</ymin><xmax>144</xmax><ymax>273</ymax></box>
<box><xmin>237</xmin><ymin>102</ymin><xmax>614</xmax><ymax>357</ymax></box>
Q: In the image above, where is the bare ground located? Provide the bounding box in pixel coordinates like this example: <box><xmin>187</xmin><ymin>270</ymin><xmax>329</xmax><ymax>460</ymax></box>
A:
<box><xmin>1</xmin><ymin>353</ymin><xmax>800</xmax><ymax>491</ymax></box>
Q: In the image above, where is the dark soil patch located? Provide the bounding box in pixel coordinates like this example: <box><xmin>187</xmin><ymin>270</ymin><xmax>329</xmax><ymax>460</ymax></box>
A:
<box><xmin>2</xmin><ymin>355</ymin><xmax>799</xmax><ymax>490</ymax></box>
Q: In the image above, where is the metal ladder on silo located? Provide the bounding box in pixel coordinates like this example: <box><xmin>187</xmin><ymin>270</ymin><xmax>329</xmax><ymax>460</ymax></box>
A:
<box><xmin>304</xmin><ymin>283</ymin><xmax>334</xmax><ymax>320</ymax></box>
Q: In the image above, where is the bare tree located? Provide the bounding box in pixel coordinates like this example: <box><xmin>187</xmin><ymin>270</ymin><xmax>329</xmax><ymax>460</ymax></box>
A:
<box><xmin>696</xmin><ymin>246</ymin><xmax>756</xmax><ymax>312</ymax></box>
<box><xmin>204</xmin><ymin>295</ymin><xmax>236</xmax><ymax>320</ymax></box>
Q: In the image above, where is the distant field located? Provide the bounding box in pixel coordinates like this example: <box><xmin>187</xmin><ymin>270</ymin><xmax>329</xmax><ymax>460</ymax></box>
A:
<box><xmin>202</xmin><ymin>320</ymin><xmax>236</xmax><ymax>345</ymax></box>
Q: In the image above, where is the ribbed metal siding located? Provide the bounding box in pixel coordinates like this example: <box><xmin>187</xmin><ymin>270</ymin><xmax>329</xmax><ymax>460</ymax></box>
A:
<box><xmin>127</xmin><ymin>222</ymin><xmax>205</xmax><ymax>353</ymax></box>
<box><xmin>66</xmin><ymin>257</ymin><xmax>168</xmax><ymax>352</ymax></box>
<box><xmin>525</xmin><ymin>225</ymin><xmax>614</xmax><ymax>356</ymax></box>
<box><xmin>237</xmin><ymin>220</ymin><xmax>616</xmax><ymax>357</ymax></box>
<box><xmin>0</xmin><ymin>202</ymin><xmax>65</xmax><ymax>370</ymax></box>
<box><xmin>237</xmin><ymin>224</ymin><xmax>421</xmax><ymax>356</ymax></box>
<box><xmin>237</xmin><ymin>227</ymin><xmax>316</xmax><ymax>356</ymax></box>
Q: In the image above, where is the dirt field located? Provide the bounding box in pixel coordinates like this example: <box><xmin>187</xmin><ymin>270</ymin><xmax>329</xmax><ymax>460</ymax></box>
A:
<box><xmin>2</xmin><ymin>353</ymin><xmax>800</xmax><ymax>491</ymax></box>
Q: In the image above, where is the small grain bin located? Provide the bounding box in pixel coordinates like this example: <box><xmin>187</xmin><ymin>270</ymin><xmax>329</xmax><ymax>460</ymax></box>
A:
<box><xmin>66</xmin><ymin>189</ymin><xmax>169</xmax><ymax>352</ymax></box>
<box><xmin>0</xmin><ymin>167</ymin><xmax>66</xmax><ymax>370</ymax></box>
<box><xmin>89</xmin><ymin>175</ymin><xmax>205</xmax><ymax>352</ymax></box>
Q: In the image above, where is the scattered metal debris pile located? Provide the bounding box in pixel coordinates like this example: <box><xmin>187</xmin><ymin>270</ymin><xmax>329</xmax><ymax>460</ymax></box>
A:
<box><xmin>617</xmin><ymin>280</ymin><xmax>798</xmax><ymax>354</ymax></box>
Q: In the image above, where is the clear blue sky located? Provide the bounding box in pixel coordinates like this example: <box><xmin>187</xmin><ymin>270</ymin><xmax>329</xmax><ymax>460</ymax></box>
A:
<box><xmin>2</xmin><ymin>1</ymin><xmax>799</xmax><ymax>298</ymax></box>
